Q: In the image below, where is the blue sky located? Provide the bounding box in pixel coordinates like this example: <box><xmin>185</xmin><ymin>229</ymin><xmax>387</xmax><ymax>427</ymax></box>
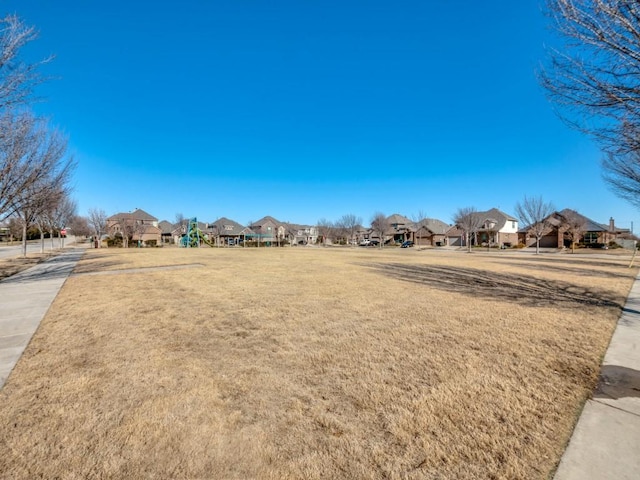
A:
<box><xmin>7</xmin><ymin>1</ymin><xmax>639</xmax><ymax>230</ymax></box>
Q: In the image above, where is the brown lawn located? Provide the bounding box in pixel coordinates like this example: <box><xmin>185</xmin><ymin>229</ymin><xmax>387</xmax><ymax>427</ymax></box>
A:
<box><xmin>0</xmin><ymin>246</ymin><xmax>636</xmax><ymax>479</ymax></box>
<box><xmin>0</xmin><ymin>252</ymin><xmax>56</xmax><ymax>281</ymax></box>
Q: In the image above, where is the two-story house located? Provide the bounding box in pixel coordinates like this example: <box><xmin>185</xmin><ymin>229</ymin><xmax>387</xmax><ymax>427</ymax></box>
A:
<box><xmin>106</xmin><ymin>208</ymin><xmax>162</xmax><ymax>246</ymax></box>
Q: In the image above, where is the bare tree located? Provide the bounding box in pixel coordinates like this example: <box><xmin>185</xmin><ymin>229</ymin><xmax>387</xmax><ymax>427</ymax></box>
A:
<box><xmin>316</xmin><ymin>218</ymin><xmax>333</xmax><ymax>246</ymax></box>
<box><xmin>112</xmin><ymin>213</ymin><xmax>135</xmax><ymax>248</ymax></box>
<box><xmin>515</xmin><ymin>196</ymin><xmax>555</xmax><ymax>254</ymax></box>
<box><xmin>336</xmin><ymin>213</ymin><xmax>361</xmax><ymax>246</ymax></box>
<box><xmin>370</xmin><ymin>212</ymin><xmax>389</xmax><ymax>248</ymax></box>
<box><xmin>175</xmin><ymin>212</ymin><xmax>186</xmax><ymax>230</ymax></box>
<box><xmin>87</xmin><ymin>207</ymin><xmax>107</xmax><ymax>239</ymax></box>
<box><xmin>0</xmin><ymin>14</ymin><xmax>50</xmax><ymax>111</ymax></box>
<box><xmin>50</xmin><ymin>195</ymin><xmax>77</xmax><ymax>248</ymax></box>
<box><xmin>14</xmin><ymin>181</ymin><xmax>65</xmax><ymax>257</ymax></box>
<box><xmin>562</xmin><ymin>209</ymin><xmax>587</xmax><ymax>253</ymax></box>
<box><xmin>7</xmin><ymin>216</ymin><xmax>20</xmax><ymax>243</ymax></box>
<box><xmin>6</xmin><ymin>115</ymin><xmax>73</xmax><ymax>257</ymax></box>
<box><xmin>0</xmin><ymin>111</ymin><xmax>73</xmax><ymax>221</ymax></box>
<box><xmin>411</xmin><ymin>210</ymin><xmax>427</xmax><ymax>248</ymax></box>
<box><xmin>68</xmin><ymin>214</ymin><xmax>91</xmax><ymax>237</ymax></box>
<box><xmin>453</xmin><ymin>207</ymin><xmax>483</xmax><ymax>253</ymax></box>
<box><xmin>541</xmin><ymin>1</ymin><xmax>640</xmax><ymax>207</ymax></box>
<box><xmin>133</xmin><ymin>219</ymin><xmax>148</xmax><ymax>247</ymax></box>
<box><xmin>34</xmin><ymin>194</ymin><xmax>58</xmax><ymax>253</ymax></box>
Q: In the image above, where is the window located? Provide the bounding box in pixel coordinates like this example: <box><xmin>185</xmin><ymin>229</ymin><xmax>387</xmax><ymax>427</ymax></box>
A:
<box><xmin>583</xmin><ymin>232</ymin><xmax>599</xmax><ymax>243</ymax></box>
<box><xmin>512</xmin><ymin>221</ymin><xmax>516</xmax><ymax>229</ymax></box>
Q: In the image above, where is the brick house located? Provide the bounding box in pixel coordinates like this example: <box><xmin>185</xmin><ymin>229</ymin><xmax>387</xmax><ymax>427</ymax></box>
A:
<box><xmin>106</xmin><ymin>208</ymin><xmax>161</xmax><ymax>246</ymax></box>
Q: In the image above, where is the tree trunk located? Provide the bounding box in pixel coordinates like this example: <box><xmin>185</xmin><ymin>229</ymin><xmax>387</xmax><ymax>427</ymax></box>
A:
<box><xmin>21</xmin><ymin>223</ymin><xmax>27</xmax><ymax>257</ymax></box>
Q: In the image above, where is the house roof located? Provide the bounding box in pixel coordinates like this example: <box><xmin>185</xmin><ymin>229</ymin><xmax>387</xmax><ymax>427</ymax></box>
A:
<box><xmin>108</xmin><ymin>209</ymin><xmax>158</xmax><ymax>222</ymax></box>
<box><xmin>133</xmin><ymin>225</ymin><xmax>162</xmax><ymax>235</ymax></box>
<box><xmin>558</xmin><ymin>209</ymin><xmax>607</xmax><ymax>232</ymax></box>
<box><xmin>209</xmin><ymin>217</ymin><xmax>246</xmax><ymax>235</ymax></box>
<box><xmin>415</xmin><ymin>218</ymin><xmax>450</xmax><ymax>235</ymax></box>
<box><xmin>386</xmin><ymin>213</ymin><xmax>412</xmax><ymax>225</ymax></box>
<box><xmin>283</xmin><ymin>223</ymin><xmax>317</xmax><ymax>236</ymax></box>
<box><xmin>518</xmin><ymin>209</ymin><xmax>608</xmax><ymax>233</ymax></box>
<box><xmin>478</xmin><ymin>208</ymin><xmax>517</xmax><ymax>230</ymax></box>
<box><xmin>251</xmin><ymin>215</ymin><xmax>282</xmax><ymax>227</ymax></box>
<box><xmin>131</xmin><ymin>209</ymin><xmax>158</xmax><ymax>221</ymax></box>
<box><xmin>445</xmin><ymin>225</ymin><xmax>464</xmax><ymax>236</ymax></box>
<box><xmin>158</xmin><ymin>220</ymin><xmax>175</xmax><ymax>234</ymax></box>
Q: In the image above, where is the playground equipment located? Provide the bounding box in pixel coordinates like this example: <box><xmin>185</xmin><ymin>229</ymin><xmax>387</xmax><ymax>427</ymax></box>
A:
<box><xmin>180</xmin><ymin>218</ymin><xmax>214</xmax><ymax>248</ymax></box>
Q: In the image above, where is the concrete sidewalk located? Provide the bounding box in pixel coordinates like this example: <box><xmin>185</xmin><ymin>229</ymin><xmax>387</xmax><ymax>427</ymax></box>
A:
<box><xmin>0</xmin><ymin>247</ymin><xmax>85</xmax><ymax>389</ymax></box>
<box><xmin>554</xmin><ymin>273</ymin><xmax>640</xmax><ymax>479</ymax></box>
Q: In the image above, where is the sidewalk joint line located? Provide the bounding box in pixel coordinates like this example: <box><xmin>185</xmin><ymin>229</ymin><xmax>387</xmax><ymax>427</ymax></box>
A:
<box><xmin>591</xmin><ymin>398</ymin><xmax>640</xmax><ymax>419</ymax></box>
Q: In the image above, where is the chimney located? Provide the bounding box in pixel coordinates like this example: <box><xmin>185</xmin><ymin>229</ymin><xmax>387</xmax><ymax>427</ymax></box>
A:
<box><xmin>609</xmin><ymin>217</ymin><xmax>615</xmax><ymax>232</ymax></box>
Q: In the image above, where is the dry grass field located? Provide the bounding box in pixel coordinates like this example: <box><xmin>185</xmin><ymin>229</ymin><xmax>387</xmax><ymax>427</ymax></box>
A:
<box><xmin>0</xmin><ymin>252</ymin><xmax>55</xmax><ymax>281</ymax></box>
<box><xmin>0</xmin><ymin>246</ymin><xmax>636</xmax><ymax>479</ymax></box>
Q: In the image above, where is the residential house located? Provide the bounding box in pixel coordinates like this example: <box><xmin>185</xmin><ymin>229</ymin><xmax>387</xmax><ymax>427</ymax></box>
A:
<box><xmin>414</xmin><ymin>218</ymin><xmax>450</xmax><ymax>246</ymax></box>
<box><xmin>385</xmin><ymin>214</ymin><xmax>414</xmax><ymax>244</ymax></box>
<box><xmin>446</xmin><ymin>208</ymin><xmax>518</xmax><ymax>247</ymax></box>
<box><xmin>519</xmin><ymin>209</ymin><xmax>623</xmax><ymax>248</ymax></box>
<box><xmin>248</xmin><ymin>216</ymin><xmax>287</xmax><ymax>245</ymax></box>
<box><xmin>207</xmin><ymin>217</ymin><xmax>250</xmax><ymax>246</ymax></box>
<box><xmin>158</xmin><ymin>220</ymin><xmax>176</xmax><ymax>244</ymax></box>
<box><xmin>285</xmin><ymin>223</ymin><xmax>319</xmax><ymax>245</ymax></box>
<box><xmin>476</xmin><ymin>208</ymin><xmax>519</xmax><ymax>247</ymax></box>
<box><xmin>107</xmin><ymin>208</ymin><xmax>162</xmax><ymax>246</ymax></box>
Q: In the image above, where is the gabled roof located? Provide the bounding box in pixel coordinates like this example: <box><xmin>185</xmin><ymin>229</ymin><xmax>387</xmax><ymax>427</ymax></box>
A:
<box><xmin>478</xmin><ymin>208</ymin><xmax>517</xmax><ymax>230</ymax></box>
<box><xmin>108</xmin><ymin>209</ymin><xmax>158</xmax><ymax>222</ymax></box>
<box><xmin>386</xmin><ymin>213</ymin><xmax>412</xmax><ymax>225</ymax></box>
<box><xmin>107</xmin><ymin>212</ymin><xmax>133</xmax><ymax>221</ymax></box>
<box><xmin>209</xmin><ymin>217</ymin><xmax>246</xmax><ymax>235</ymax></box>
<box><xmin>139</xmin><ymin>225</ymin><xmax>161</xmax><ymax>234</ymax></box>
<box><xmin>250</xmin><ymin>215</ymin><xmax>282</xmax><ymax>227</ymax></box>
<box><xmin>131</xmin><ymin>209</ymin><xmax>157</xmax><ymax>221</ymax></box>
<box><xmin>558</xmin><ymin>209</ymin><xmax>607</xmax><ymax>232</ymax></box>
<box><xmin>445</xmin><ymin>225</ymin><xmax>464</xmax><ymax>236</ymax></box>
<box><xmin>415</xmin><ymin>218</ymin><xmax>450</xmax><ymax>235</ymax></box>
<box><xmin>518</xmin><ymin>209</ymin><xmax>608</xmax><ymax>233</ymax></box>
<box><xmin>283</xmin><ymin>223</ymin><xmax>316</xmax><ymax>236</ymax></box>
<box><xmin>158</xmin><ymin>220</ymin><xmax>175</xmax><ymax>234</ymax></box>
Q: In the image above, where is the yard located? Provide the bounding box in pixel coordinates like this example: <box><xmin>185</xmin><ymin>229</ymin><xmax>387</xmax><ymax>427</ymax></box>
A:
<box><xmin>0</xmin><ymin>246</ymin><xmax>636</xmax><ymax>479</ymax></box>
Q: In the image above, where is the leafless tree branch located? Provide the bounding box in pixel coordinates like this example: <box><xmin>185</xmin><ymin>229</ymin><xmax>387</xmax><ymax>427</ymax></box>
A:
<box><xmin>514</xmin><ymin>195</ymin><xmax>556</xmax><ymax>254</ymax></box>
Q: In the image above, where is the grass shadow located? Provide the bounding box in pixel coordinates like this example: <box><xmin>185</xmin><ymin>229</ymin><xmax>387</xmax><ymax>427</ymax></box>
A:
<box><xmin>496</xmin><ymin>261</ymin><xmax>632</xmax><ymax>280</ymax></box>
<box><xmin>364</xmin><ymin>262</ymin><xmax>621</xmax><ymax>308</ymax></box>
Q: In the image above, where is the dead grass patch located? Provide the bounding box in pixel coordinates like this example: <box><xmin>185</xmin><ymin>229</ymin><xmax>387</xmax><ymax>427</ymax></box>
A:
<box><xmin>0</xmin><ymin>247</ymin><xmax>636</xmax><ymax>479</ymax></box>
<box><xmin>0</xmin><ymin>252</ymin><xmax>57</xmax><ymax>281</ymax></box>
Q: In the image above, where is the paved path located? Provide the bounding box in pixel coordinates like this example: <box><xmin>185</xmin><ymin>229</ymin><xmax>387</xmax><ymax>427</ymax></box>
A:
<box><xmin>0</xmin><ymin>236</ymin><xmax>78</xmax><ymax>259</ymax></box>
<box><xmin>0</xmin><ymin>247</ymin><xmax>85</xmax><ymax>389</ymax></box>
<box><xmin>554</xmin><ymin>273</ymin><xmax>640</xmax><ymax>479</ymax></box>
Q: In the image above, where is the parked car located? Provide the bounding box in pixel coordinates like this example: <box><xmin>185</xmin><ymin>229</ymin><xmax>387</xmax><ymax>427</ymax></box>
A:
<box><xmin>401</xmin><ymin>241</ymin><xmax>414</xmax><ymax>248</ymax></box>
<box><xmin>360</xmin><ymin>239</ymin><xmax>380</xmax><ymax>247</ymax></box>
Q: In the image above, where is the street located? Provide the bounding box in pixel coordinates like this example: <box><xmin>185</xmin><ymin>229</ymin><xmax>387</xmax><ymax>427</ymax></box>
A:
<box><xmin>0</xmin><ymin>236</ymin><xmax>78</xmax><ymax>260</ymax></box>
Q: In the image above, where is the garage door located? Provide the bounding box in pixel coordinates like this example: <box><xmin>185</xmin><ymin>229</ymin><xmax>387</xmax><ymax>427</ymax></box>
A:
<box><xmin>539</xmin><ymin>234</ymin><xmax>558</xmax><ymax>248</ymax></box>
